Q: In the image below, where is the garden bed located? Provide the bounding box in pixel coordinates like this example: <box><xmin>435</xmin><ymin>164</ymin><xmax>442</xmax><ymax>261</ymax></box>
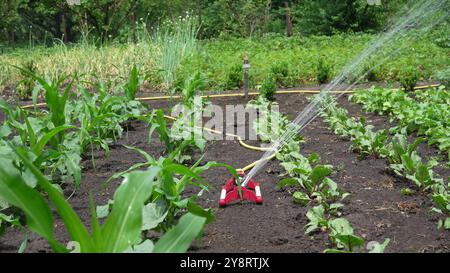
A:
<box><xmin>0</xmin><ymin>92</ymin><xmax>448</xmax><ymax>253</ymax></box>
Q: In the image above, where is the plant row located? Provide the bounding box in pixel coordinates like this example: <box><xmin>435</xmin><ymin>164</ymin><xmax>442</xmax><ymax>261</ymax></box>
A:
<box><xmin>319</xmin><ymin>96</ymin><xmax>449</xmax><ymax>230</ymax></box>
<box><xmin>349</xmin><ymin>86</ymin><xmax>450</xmax><ymax>164</ymax></box>
<box><xmin>0</xmin><ymin>69</ymin><xmax>231</xmax><ymax>252</ymax></box>
<box><xmin>247</xmin><ymin>96</ymin><xmax>389</xmax><ymax>253</ymax></box>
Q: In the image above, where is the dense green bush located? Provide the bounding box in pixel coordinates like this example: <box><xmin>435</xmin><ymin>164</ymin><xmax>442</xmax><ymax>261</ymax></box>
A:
<box><xmin>270</xmin><ymin>61</ymin><xmax>290</xmax><ymax>87</ymax></box>
<box><xmin>225</xmin><ymin>63</ymin><xmax>243</xmax><ymax>90</ymax></box>
<box><xmin>260</xmin><ymin>75</ymin><xmax>277</xmax><ymax>101</ymax></box>
<box><xmin>316</xmin><ymin>57</ymin><xmax>332</xmax><ymax>84</ymax></box>
<box><xmin>399</xmin><ymin>66</ymin><xmax>419</xmax><ymax>91</ymax></box>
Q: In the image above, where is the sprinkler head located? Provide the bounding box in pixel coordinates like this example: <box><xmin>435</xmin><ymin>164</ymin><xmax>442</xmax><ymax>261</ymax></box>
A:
<box><xmin>219</xmin><ymin>171</ymin><xmax>263</xmax><ymax>207</ymax></box>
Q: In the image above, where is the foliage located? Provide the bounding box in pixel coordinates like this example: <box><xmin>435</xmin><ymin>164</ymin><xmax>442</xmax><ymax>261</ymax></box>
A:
<box><xmin>270</xmin><ymin>61</ymin><xmax>290</xmax><ymax>87</ymax></box>
<box><xmin>155</xmin><ymin>14</ymin><xmax>198</xmax><ymax>90</ymax></box>
<box><xmin>399</xmin><ymin>66</ymin><xmax>419</xmax><ymax>92</ymax></box>
<box><xmin>16</xmin><ymin>60</ymin><xmax>38</xmax><ymax>99</ymax></box>
<box><xmin>225</xmin><ymin>63</ymin><xmax>243</xmax><ymax>90</ymax></box>
<box><xmin>350</xmin><ymin>86</ymin><xmax>450</xmax><ymax>158</ymax></box>
<box><xmin>316</xmin><ymin>57</ymin><xmax>332</xmax><ymax>84</ymax></box>
<box><xmin>320</xmin><ymin>96</ymin><xmax>388</xmax><ymax>158</ymax></box>
<box><xmin>2</xmin><ymin>32</ymin><xmax>448</xmax><ymax>94</ymax></box>
<box><xmin>260</xmin><ymin>76</ymin><xmax>277</xmax><ymax>101</ymax></box>
<box><xmin>0</xmin><ymin>144</ymin><xmax>207</xmax><ymax>253</ymax></box>
<box><xmin>103</xmin><ymin>145</ymin><xmax>237</xmax><ymax>232</ymax></box>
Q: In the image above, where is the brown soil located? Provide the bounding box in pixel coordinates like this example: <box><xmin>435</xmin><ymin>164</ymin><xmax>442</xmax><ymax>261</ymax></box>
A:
<box><xmin>0</xmin><ymin>91</ymin><xmax>449</xmax><ymax>253</ymax></box>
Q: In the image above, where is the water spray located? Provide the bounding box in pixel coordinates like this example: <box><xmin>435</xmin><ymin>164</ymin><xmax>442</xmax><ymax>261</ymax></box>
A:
<box><xmin>241</xmin><ymin>0</ymin><xmax>449</xmax><ymax>189</ymax></box>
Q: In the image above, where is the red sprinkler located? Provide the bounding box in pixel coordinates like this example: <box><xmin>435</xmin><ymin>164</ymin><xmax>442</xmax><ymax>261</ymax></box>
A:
<box><xmin>219</xmin><ymin>169</ymin><xmax>263</xmax><ymax>207</ymax></box>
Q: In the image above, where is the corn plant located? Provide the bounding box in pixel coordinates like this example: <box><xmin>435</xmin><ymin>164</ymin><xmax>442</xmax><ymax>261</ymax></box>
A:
<box><xmin>0</xmin><ymin>143</ymin><xmax>207</xmax><ymax>253</ymax></box>
<box><xmin>16</xmin><ymin>68</ymin><xmax>75</xmax><ymax>148</ymax></box>
<box><xmin>0</xmin><ymin>98</ymin><xmax>80</xmax><ymax>186</ymax></box>
<box><xmin>104</xmin><ymin>144</ymin><xmax>238</xmax><ymax>232</ymax></box>
<box><xmin>123</xmin><ymin>65</ymin><xmax>140</xmax><ymax>101</ymax></box>
<box><xmin>16</xmin><ymin>60</ymin><xmax>38</xmax><ymax>99</ymax></box>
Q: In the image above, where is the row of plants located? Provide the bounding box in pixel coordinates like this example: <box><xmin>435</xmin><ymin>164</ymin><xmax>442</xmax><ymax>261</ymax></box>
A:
<box><xmin>0</xmin><ymin>66</ymin><xmax>149</xmax><ymax>250</ymax></box>
<box><xmin>247</xmin><ymin>95</ymin><xmax>389</xmax><ymax>253</ymax></box>
<box><xmin>0</xmin><ymin>68</ymin><xmax>231</xmax><ymax>252</ymax></box>
<box><xmin>349</xmin><ymin>86</ymin><xmax>450</xmax><ymax>163</ymax></box>
<box><xmin>3</xmin><ymin>32</ymin><xmax>449</xmax><ymax>96</ymax></box>
<box><xmin>178</xmin><ymin>33</ymin><xmax>449</xmax><ymax>92</ymax></box>
<box><xmin>0</xmin><ymin>148</ymin><xmax>210</xmax><ymax>253</ymax></box>
<box><xmin>319</xmin><ymin>96</ymin><xmax>449</xmax><ymax>230</ymax></box>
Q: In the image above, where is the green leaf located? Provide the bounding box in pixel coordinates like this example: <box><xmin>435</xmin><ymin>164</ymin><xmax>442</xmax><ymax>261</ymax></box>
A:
<box><xmin>142</xmin><ymin>202</ymin><xmax>168</xmax><ymax>231</ymax></box>
<box><xmin>310</xmin><ymin>165</ymin><xmax>332</xmax><ymax>184</ymax></box>
<box><xmin>124</xmin><ymin>65</ymin><xmax>139</xmax><ymax>101</ymax></box>
<box><xmin>335</xmin><ymin>234</ymin><xmax>365</xmax><ymax>251</ymax></box>
<box><xmin>276</xmin><ymin>178</ymin><xmax>299</xmax><ymax>189</ymax></box>
<box><xmin>187</xmin><ymin>200</ymin><xmax>215</xmax><ymax>224</ymax></box>
<box><xmin>32</xmin><ymin>125</ymin><xmax>76</xmax><ymax>155</ymax></box>
<box><xmin>64</xmin><ymin>153</ymin><xmax>81</xmax><ymax>188</ymax></box>
<box><xmin>401</xmin><ymin>154</ymin><xmax>415</xmax><ymax>174</ymax></box>
<box><xmin>21</xmin><ymin>109</ymin><xmax>37</xmax><ymax>148</ymax></box>
<box><xmin>323</xmin><ymin>248</ymin><xmax>349</xmax><ymax>253</ymax></box>
<box><xmin>126</xmin><ymin>240</ymin><xmax>154</xmax><ymax>253</ymax></box>
<box><xmin>367</xmin><ymin>239</ymin><xmax>390</xmax><ymax>253</ymax></box>
<box><xmin>0</xmin><ymin>162</ymin><xmax>62</xmax><ymax>252</ymax></box>
<box><xmin>153</xmin><ymin>213</ymin><xmax>206</xmax><ymax>253</ymax></box>
<box><xmin>10</xmin><ymin>143</ymin><xmax>93</xmax><ymax>252</ymax></box>
<box><xmin>292</xmin><ymin>191</ymin><xmax>310</xmax><ymax>206</ymax></box>
<box><xmin>100</xmin><ymin>167</ymin><xmax>159</xmax><ymax>252</ymax></box>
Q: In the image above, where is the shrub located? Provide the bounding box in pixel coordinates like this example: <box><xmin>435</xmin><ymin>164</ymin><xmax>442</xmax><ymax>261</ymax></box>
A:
<box><xmin>364</xmin><ymin>63</ymin><xmax>381</xmax><ymax>82</ymax></box>
<box><xmin>225</xmin><ymin>63</ymin><xmax>243</xmax><ymax>90</ymax></box>
<box><xmin>399</xmin><ymin>66</ymin><xmax>419</xmax><ymax>92</ymax></box>
<box><xmin>316</xmin><ymin>57</ymin><xmax>332</xmax><ymax>84</ymax></box>
<box><xmin>260</xmin><ymin>75</ymin><xmax>277</xmax><ymax>101</ymax></box>
<box><xmin>270</xmin><ymin>61</ymin><xmax>289</xmax><ymax>87</ymax></box>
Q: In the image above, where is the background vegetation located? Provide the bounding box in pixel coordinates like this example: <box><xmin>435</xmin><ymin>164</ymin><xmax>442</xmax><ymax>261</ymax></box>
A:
<box><xmin>0</xmin><ymin>0</ymin><xmax>448</xmax><ymax>94</ymax></box>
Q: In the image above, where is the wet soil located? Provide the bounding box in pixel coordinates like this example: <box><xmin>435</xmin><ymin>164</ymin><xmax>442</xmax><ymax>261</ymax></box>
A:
<box><xmin>0</xmin><ymin>90</ymin><xmax>448</xmax><ymax>253</ymax></box>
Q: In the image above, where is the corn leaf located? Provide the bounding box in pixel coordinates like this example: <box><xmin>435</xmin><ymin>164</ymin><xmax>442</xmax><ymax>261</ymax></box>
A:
<box><xmin>100</xmin><ymin>167</ymin><xmax>159</xmax><ymax>252</ymax></box>
<box><xmin>153</xmin><ymin>212</ymin><xmax>206</xmax><ymax>253</ymax></box>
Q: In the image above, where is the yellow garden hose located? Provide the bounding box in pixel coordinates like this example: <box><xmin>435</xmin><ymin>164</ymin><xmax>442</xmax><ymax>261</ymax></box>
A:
<box><xmin>162</xmin><ymin>114</ymin><xmax>274</xmax><ymax>171</ymax></box>
<box><xmin>21</xmin><ymin>84</ymin><xmax>440</xmax><ymax>109</ymax></box>
<box><xmin>18</xmin><ymin>84</ymin><xmax>441</xmax><ymax>172</ymax></box>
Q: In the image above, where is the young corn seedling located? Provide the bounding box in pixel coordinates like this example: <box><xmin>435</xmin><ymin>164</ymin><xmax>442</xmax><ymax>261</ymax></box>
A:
<box><xmin>0</xmin><ymin>98</ymin><xmax>80</xmax><ymax>186</ymax></box>
<box><xmin>103</xmin><ymin>144</ymin><xmax>238</xmax><ymax>232</ymax></box>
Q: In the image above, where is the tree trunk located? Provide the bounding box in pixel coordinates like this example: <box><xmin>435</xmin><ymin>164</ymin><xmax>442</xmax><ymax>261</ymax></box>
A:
<box><xmin>285</xmin><ymin>1</ymin><xmax>293</xmax><ymax>37</ymax></box>
<box><xmin>197</xmin><ymin>0</ymin><xmax>203</xmax><ymax>39</ymax></box>
<box><xmin>55</xmin><ymin>13</ymin><xmax>63</xmax><ymax>40</ymax></box>
<box><xmin>10</xmin><ymin>30</ymin><xmax>15</xmax><ymax>47</ymax></box>
<box><xmin>265</xmin><ymin>0</ymin><xmax>271</xmax><ymax>32</ymax></box>
<box><xmin>62</xmin><ymin>14</ymin><xmax>68</xmax><ymax>42</ymax></box>
<box><xmin>131</xmin><ymin>11</ymin><xmax>136</xmax><ymax>43</ymax></box>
